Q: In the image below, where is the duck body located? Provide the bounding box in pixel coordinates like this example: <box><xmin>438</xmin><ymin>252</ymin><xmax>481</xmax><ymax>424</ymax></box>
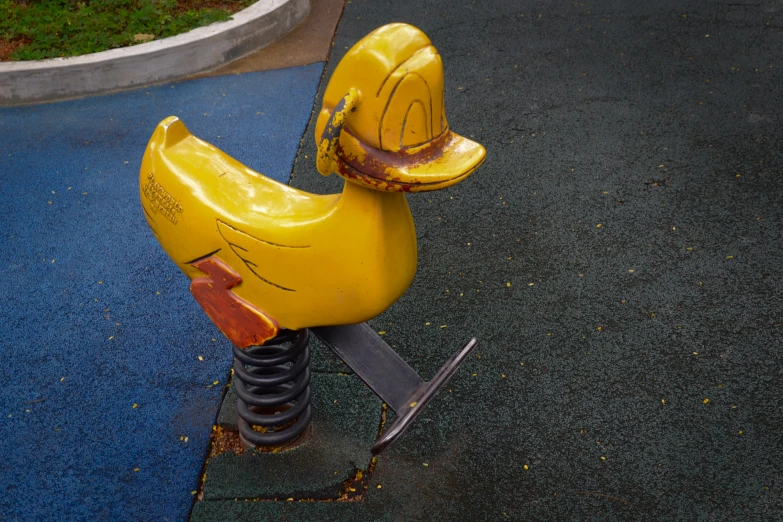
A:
<box><xmin>140</xmin><ymin>116</ymin><xmax>417</xmax><ymax>342</ymax></box>
<box><xmin>140</xmin><ymin>23</ymin><xmax>486</xmax><ymax>348</ymax></box>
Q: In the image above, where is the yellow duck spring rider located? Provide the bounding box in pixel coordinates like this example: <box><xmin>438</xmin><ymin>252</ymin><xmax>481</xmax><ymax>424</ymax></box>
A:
<box><xmin>140</xmin><ymin>23</ymin><xmax>486</xmax><ymax>454</ymax></box>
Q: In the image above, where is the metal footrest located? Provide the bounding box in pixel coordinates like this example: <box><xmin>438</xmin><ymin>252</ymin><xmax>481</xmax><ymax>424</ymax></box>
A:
<box><xmin>311</xmin><ymin>323</ymin><xmax>478</xmax><ymax>455</ymax></box>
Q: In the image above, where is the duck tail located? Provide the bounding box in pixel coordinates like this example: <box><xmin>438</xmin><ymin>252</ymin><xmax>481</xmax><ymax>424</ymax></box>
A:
<box><xmin>139</xmin><ymin>116</ymin><xmax>191</xmax><ymax>238</ymax></box>
<box><xmin>151</xmin><ymin>116</ymin><xmax>191</xmax><ymax>150</ymax></box>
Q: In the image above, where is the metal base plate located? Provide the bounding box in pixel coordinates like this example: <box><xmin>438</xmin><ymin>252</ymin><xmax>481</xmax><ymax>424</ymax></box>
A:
<box><xmin>312</xmin><ymin>323</ymin><xmax>478</xmax><ymax>455</ymax></box>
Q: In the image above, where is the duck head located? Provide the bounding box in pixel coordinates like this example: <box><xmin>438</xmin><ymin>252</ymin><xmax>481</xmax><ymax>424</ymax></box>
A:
<box><xmin>315</xmin><ymin>23</ymin><xmax>485</xmax><ymax>193</ymax></box>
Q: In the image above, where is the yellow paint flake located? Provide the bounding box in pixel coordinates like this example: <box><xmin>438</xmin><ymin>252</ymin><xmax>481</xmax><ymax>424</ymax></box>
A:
<box><xmin>627</xmin><ymin>269</ymin><xmax>635</xmax><ymax>273</ymax></box>
<box><xmin>198</xmin><ymin>356</ymin><xmax>203</xmax><ymax>361</ymax></box>
<box><xmin>596</xmin><ymin>223</ymin><xmax>602</xmax><ymax>228</ymax></box>
<box><xmin>422</xmin><ymin>463</ymin><xmax>429</xmax><ymax>467</ymax></box>
<box><xmin>506</xmin><ymin>282</ymin><xmax>511</xmax><ymax>287</ymax></box>
<box><xmin>703</xmin><ymin>398</ymin><xmax>709</xmax><ymax>404</ymax></box>
<box><xmin>726</xmin><ymin>255</ymin><xmax>734</xmax><ymax>260</ymax></box>
<box><xmin>440</xmin><ymin>325</ymin><xmax>447</xmax><ymax>329</ymax></box>
<box><xmin>600</xmin><ymin>456</ymin><xmax>606</xmax><ymax>461</ymax></box>
<box><xmin>661</xmin><ymin>399</ymin><xmax>666</xmax><ymax>404</ymax></box>
<box><xmin>377</xmin><ymin>484</ymin><xmax>382</xmax><ymax>489</ymax></box>
<box><xmin>132</xmin><ymin>403</ymin><xmax>138</xmax><ymax>409</ymax></box>
<box><xmin>378</xmin><ymin>331</ymin><xmax>387</xmax><ymax>335</ymax></box>
<box><xmin>409</xmin><ymin>402</ymin><xmax>418</xmax><ymax>408</ymax></box>
<box><xmin>523</xmin><ymin>464</ymin><xmax>529</xmax><ymax>470</ymax></box>
<box><xmin>501</xmin><ymin>374</ymin><xmax>506</xmax><ymax>379</ymax></box>
<box><xmin>134</xmin><ymin>468</ymin><xmax>140</xmax><ymax>472</ymax></box>
<box><xmin>425</xmin><ymin>322</ymin><xmax>431</xmax><ymax>326</ymax></box>
<box><xmin>528</xmin><ymin>282</ymin><xmax>534</xmax><ymax>287</ymax></box>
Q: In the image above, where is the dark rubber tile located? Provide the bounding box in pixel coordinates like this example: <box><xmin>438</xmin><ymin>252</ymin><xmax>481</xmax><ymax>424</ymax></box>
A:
<box><xmin>191</xmin><ymin>500</ymin><xmax>381</xmax><ymax>522</ymax></box>
<box><xmin>280</xmin><ymin>0</ymin><xmax>783</xmax><ymax>519</ymax></box>
<box><xmin>195</xmin><ymin>373</ymin><xmax>380</xmax><ymax>505</ymax></box>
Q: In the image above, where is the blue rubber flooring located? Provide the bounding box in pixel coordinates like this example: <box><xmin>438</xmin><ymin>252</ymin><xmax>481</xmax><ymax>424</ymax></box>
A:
<box><xmin>0</xmin><ymin>63</ymin><xmax>323</xmax><ymax>522</ymax></box>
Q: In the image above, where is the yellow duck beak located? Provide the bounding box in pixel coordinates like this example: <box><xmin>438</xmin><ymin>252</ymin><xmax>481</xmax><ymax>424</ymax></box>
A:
<box><xmin>315</xmin><ymin>23</ymin><xmax>486</xmax><ymax>193</ymax></box>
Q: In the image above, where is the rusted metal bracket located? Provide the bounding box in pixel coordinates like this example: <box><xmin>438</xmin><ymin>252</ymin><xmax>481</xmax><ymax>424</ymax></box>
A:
<box><xmin>311</xmin><ymin>323</ymin><xmax>478</xmax><ymax>455</ymax></box>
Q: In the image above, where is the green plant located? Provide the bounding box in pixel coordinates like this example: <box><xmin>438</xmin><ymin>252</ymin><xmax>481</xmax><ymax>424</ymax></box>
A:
<box><xmin>0</xmin><ymin>0</ymin><xmax>255</xmax><ymax>60</ymax></box>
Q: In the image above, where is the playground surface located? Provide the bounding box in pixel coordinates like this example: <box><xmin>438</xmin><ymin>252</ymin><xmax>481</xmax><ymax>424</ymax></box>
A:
<box><xmin>1</xmin><ymin>0</ymin><xmax>782</xmax><ymax>520</ymax></box>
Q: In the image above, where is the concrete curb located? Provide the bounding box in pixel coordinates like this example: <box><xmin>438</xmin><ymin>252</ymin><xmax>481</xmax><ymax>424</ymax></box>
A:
<box><xmin>0</xmin><ymin>0</ymin><xmax>310</xmax><ymax>106</ymax></box>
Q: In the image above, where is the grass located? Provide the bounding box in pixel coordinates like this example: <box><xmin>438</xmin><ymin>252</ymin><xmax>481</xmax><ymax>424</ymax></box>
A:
<box><xmin>0</xmin><ymin>0</ymin><xmax>256</xmax><ymax>61</ymax></box>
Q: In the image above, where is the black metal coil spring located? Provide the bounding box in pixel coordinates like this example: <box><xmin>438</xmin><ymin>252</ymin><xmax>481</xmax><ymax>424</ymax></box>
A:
<box><xmin>233</xmin><ymin>329</ymin><xmax>312</xmax><ymax>448</ymax></box>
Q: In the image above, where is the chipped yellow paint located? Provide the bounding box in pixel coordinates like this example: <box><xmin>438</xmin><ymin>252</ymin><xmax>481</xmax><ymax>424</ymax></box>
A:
<box><xmin>316</xmin><ymin>88</ymin><xmax>361</xmax><ymax>177</ymax></box>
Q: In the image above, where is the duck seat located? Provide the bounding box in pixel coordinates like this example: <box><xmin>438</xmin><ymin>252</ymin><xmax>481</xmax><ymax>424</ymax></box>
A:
<box><xmin>141</xmin><ymin>116</ymin><xmax>418</xmax><ymax>346</ymax></box>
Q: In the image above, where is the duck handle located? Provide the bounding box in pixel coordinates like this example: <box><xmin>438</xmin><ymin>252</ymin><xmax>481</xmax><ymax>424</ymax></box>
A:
<box><xmin>316</xmin><ymin>88</ymin><xmax>361</xmax><ymax>176</ymax></box>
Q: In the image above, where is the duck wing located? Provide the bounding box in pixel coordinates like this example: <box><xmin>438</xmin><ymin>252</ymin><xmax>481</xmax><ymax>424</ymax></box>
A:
<box><xmin>216</xmin><ymin>220</ymin><xmax>310</xmax><ymax>293</ymax></box>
